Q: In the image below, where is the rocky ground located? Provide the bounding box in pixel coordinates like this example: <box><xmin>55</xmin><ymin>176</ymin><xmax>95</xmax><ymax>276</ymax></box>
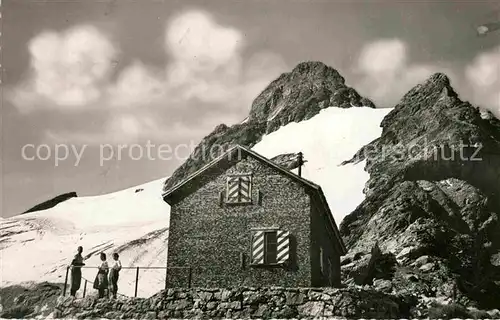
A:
<box><xmin>51</xmin><ymin>287</ymin><xmax>428</xmax><ymax>319</ymax></box>
<box><xmin>0</xmin><ymin>282</ymin><xmax>63</xmax><ymax>319</ymax></box>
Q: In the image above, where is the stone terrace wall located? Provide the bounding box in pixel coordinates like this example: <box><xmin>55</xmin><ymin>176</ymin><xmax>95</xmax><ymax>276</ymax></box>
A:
<box><xmin>54</xmin><ymin>287</ymin><xmax>415</xmax><ymax>319</ymax></box>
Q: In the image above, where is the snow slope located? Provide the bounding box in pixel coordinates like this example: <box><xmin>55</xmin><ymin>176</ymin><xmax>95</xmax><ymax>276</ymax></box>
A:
<box><xmin>1</xmin><ymin>178</ymin><xmax>170</xmax><ymax>298</ymax></box>
<box><xmin>253</xmin><ymin>106</ymin><xmax>392</xmax><ymax>224</ymax></box>
<box><xmin>0</xmin><ymin>106</ymin><xmax>390</xmax><ymax>298</ymax></box>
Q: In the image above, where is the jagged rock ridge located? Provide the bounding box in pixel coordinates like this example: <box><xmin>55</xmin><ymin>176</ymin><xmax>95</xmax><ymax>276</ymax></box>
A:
<box><xmin>23</xmin><ymin>192</ymin><xmax>78</xmax><ymax>214</ymax></box>
<box><xmin>249</xmin><ymin>61</ymin><xmax>374</xmax><ymax>128</ymax></box>
<box><xmin>339</xmin><ymin>73</ymin><xmax>500</xmax><ymax>309</ymax></box>
<box><xmin>163</xmin><ymin>61</ymin><xmax>374</xmax><ymax>191</ymax></box>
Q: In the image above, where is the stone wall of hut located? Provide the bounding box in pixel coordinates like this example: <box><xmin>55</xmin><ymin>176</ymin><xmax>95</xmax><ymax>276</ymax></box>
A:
<box><xmin>166</xmin><ymin>155</ymin><xmax>315</xmax><ymax>288</ymax></box>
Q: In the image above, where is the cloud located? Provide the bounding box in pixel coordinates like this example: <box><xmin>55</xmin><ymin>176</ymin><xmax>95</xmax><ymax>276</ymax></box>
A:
<box><xmin>12</xmin><ymin>25</ymin><xmax>118</xmax><ymax>112</ymax></box>
<box><xmin>166</xmin><ymin>10</ymin><xmax>243</xmax><ymax>73</ymax></box>
<box><xmin>465</xmin><ymin>45</ymin><xmax>500</xmax><ymax>113</ymax></box>
<box><xmin>38</xmin><ymin>10</ymin><xmax>287</xmax><ymax>144</ymax></box>
<box><xmin>164</xmin><ymin>10</ymin><xmax>245</xmax><ymax>104</ymax></box>
<box><xmin>354</xmin><ymin>39</ymin><xmax>499</xmax><ymax>115</ymax></box>
<box><xmin>357</xmin><ymin>39</ymin><xmax>407</xmax><ymax>76</ymax></box>
<box><xmin>10</xmin><ymin>10</ymin><xmax>289</xmax><ymax>145</ymax></box>
<box><xmin>106</xmin><ymin>10</ymin><xmax>287</xmax><ymax>110</ymax></box>
<box><xmin>107</xmin><ymin>61</ymin><xmax>166</xmax><ymax>108</ymax></box>
<box><xmin>354</xmin><ymin>39</ymin><xmax>451</xmax><ymax>107</ymax></box>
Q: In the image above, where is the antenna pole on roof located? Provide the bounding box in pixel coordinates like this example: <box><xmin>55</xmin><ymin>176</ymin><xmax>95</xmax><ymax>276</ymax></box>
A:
<box><xmin>297</xmin><ymin>152</ymin><xmax>304</xmax><ymax>177</ymax></box>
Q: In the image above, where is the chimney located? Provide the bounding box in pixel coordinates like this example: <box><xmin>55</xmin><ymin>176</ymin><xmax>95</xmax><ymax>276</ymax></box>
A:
<box><xmin>297</xmin><ymin>152</ymin><xmax>304</xmax><ymax>177</ymax></box>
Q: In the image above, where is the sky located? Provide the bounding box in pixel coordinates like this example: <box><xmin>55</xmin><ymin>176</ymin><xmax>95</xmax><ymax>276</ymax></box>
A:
<box><xmin>1</xmin><ymin>0</ymin><xmax>499</xmax><ymax>217</ymax></box>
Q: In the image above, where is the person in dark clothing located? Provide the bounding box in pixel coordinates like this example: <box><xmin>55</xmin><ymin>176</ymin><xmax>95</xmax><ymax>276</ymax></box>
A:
<box><xmin>70</xmin><ymin>246</ymin><xmax>85</xmax><ymax>297</ymax></box>
<box><xmin>93</xmin><ymin>252</ymin><xmax>109</xmax><ymax>298</ymax></box>
<box><xmin>108</xmin><ymin>253</ymin><xmax>122</xmax><ymax>298</ymax></box>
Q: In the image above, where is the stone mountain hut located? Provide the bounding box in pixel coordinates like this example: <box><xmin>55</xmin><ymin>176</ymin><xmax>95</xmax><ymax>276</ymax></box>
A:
<box><xmin>162</xmin><ymin>145</ymin><xmax>346</xmax><ymax>288</ymax></box>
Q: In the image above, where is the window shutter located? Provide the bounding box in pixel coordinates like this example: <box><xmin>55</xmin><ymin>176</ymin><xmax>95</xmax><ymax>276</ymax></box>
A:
<box><xmin>226</xmin><ymin>175</ymin><xmax>252</xmax><ymax>203</ymax></box>
<box><xmin>226</xmin><ymin>177</ymin><xmax>240</xmax><ymax>203</ymax></box>
<box><xmin>251</xmin><ymin>231</ymin><xmax>265</xmax><ymax>264</ymax></box>
<box><xmin>276</xmin><ymin>230</ymin><xmax>290</xmax><ymax>264</ymax></box>
<box><xmin>239</xmin><ymin>176</ymin><xmax>252</xmax><ymax>202</ymax></box>
<box><xmin>257</xmin><ymin>190</ymin><xmax>263</xmax><ymax>205</ymax></box>
<box><xmin>218</xmin><ymin>191</ymin><xmax>224</xmax><ymax>207</ymax></box>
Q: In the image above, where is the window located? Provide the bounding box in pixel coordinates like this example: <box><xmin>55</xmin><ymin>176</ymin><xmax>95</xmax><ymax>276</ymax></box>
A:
<box><xmin>264</xmin><ymin>232</ymin><xmax>277</xmax><ymax>264</ymax></box>
<box><xmin>251</xmin><ymin>230</ymin><xmax>290</xmax><ymax>266</ymax></box>
<box><xmin>319</xmin><ymin>247</ymin><xmax>324</xmax><ymax>274</ymax></box>
<box><xmin>226</xmin><ymin>175</ymin><xmax>252</xmax><ymax>204</ymax></box>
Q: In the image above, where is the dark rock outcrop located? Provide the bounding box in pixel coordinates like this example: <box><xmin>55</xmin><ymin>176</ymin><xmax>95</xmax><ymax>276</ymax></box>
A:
<box><xmin>340</xmin><ymin>73</ymin><xmax>500</xmax><ymax>309</ymax></box>
<box><xmin>0</xmin><ymin>282</ymin><xmax>63</xmax><ymax>319</ymax></box>
<box><xmin>23</xmin><ymin>192</ymin><xmax>78</xmax><ymax>214</ymax></box>
<box><xmin>270</xmin><ymin>153</ymin><xmax>303</xmax><ymax>170</ymax></box>
<box><xmin>163</xmin><ymin>61</ymin><xmax>374</xmax><ymax>192</ymax></box>
<box><xmin>249</xmin><ymin>61</ymin><xmax>374</xmax><ymax>130</ymax></box>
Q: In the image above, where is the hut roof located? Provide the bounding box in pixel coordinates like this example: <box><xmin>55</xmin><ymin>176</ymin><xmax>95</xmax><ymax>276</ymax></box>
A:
<box><xmin>162</xmin><ymin>144</ymin><xmax>346</xmax><ymax>254</ymax></box>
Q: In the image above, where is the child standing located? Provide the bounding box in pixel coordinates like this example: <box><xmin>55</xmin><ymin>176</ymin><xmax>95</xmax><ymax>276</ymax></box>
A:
<box><xmin>93</xmin><ymin>252</ymin><xmax>109</xmax><ymax>298</ymax></box>
<box><xmin>108</xmin><ymin>253</ymin><xmax>122</xmax><ymax>298</ymax></box>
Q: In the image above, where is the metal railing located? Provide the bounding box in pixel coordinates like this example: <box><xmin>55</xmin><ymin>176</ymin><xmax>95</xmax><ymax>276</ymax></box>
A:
<box><xmin>62</xmin><ymin>265</ymin><xmax>192</xmax><ymax>298</ymax></box>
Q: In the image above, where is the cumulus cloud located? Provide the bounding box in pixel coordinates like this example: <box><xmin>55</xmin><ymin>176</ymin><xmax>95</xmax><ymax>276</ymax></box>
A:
<box><xmin>12</xmin><ymin>25</ymin><xmax>118</xmax><ymax>111</ymax></box>
<box><xmin>8</xmin><ymin>10</ymin><xmax>288</xmax><ymax>144</ymax></box>
<box><xmin>164</xmin><ymin>10</ymin><xmax>245</xmax><ymax>104</ymax></box>
<box><xmin>465</xmin><ymin>45</ymin><xmax>500</xmax><ymax>113</ymax></box>
<box><xmin>166</xmin><ymin>10</ymin><xmax>243</xmax><ymax>73</ymax></box>
<box><xmin>354</xmin><ymin>39</ymin><xmax>450</xmax><ymax>107</ymax></box>
<box><xmin>354</xmin><ymin>39</ymin><xmax>499</xmax><ymax>115</ymax></box>
<box><xmin>105</xmin><ymin>10</ymin><xmax>286</xmax><ymax>111</ymax></box>
<box><xmin>107</xmin><ymin>61</ymin><xmax>166</xmax><ymax>108</ymax></box>
<box><xmin>357</xmin><ymin>39</ymin><xmax>407</xmax><ymax>76</ymax></box>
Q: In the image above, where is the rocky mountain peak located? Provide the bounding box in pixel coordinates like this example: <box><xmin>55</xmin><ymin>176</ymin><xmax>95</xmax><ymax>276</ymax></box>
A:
<box><xmin>379</xmin><ymin>72</ymin><xmax>473</xmax><ymax>144</ymax></box>
<box><xmin>289</xmin><ymin>61</ymin><xmax>346</xmax><ymax>84</ymax></box>
<box><xmin>164</xmin><ymin>61</ymin><xmax>375</xmax><ymax>191</ymax></box>
<box><xmin>427</xmin><ymin>72</ymin><xmax>451</xmax><ymax>86</ymax></box>
<box><xmin>340</xmin><ymin>73</ymin><xmax>500</xmax><ymax>309</ymax></box>
<box><xmin>248</xmin><ymin>60</ymin><xmax>373</xmax><ymax>125</ymax></box>
<box><xmin>395</xmin><ymin>72</ymin><xmax>458</xmax><ymax>111</ymax></box>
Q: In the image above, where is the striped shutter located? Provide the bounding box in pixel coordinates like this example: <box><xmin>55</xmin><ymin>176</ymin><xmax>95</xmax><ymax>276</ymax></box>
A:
<box><xmin>239</xmin><ymin>176</ymin><xmax>252</xmax><ymax>202</ymax></box>
<box><xmin>276</xmin><ymin>230</ymin><xmax>290</xmax><ymax>264</ymax></box>
<box><xmin>226</xmin><ymin>175</ymin><xmax>252</xmax><ymax>203</ymax></box>
<box><xmin>251</xmin><ymin>231</ymin><xmax>265</xmax><ymax>264</ymax></box>
<box><xmin>226</xmin><ymin>176</ymin><xmax>240</xmax><ymax>203</ymax></box>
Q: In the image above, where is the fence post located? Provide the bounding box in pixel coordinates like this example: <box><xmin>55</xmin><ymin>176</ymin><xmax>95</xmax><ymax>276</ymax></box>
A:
<box><xmin>188</xmin><ymin>267</ymin><xmax>192</xmax><ymax>288</ymax></box>
<box><xmin>63</xmin><ymin>266</ymin><xmax>69</xmax><ymax>296</ymax></box>
<box><xmin>134</xmin><ymin>267</ymin><xmax>140</xmax><ymax>297</ymax></box>
<box><xmin>83</xmin><ymin>280</ymin><xmax>87</xmax><ymax>298</ymax></box>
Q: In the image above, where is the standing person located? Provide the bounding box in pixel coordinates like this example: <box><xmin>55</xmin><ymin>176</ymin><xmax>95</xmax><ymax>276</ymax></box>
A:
<box><xmin>108</xmin><ymin>253</ymin><xmax>122</xmax><ymax>299</ymax></box>
<box><xmin>93</xmin><ymin>253</ymin><xmax>109</xmax><ymax>298</ymax></box>
<box><xmin>70</xmin><ymin>246</ymin><xmax>85</xmax><ymax>297</ymax></box>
